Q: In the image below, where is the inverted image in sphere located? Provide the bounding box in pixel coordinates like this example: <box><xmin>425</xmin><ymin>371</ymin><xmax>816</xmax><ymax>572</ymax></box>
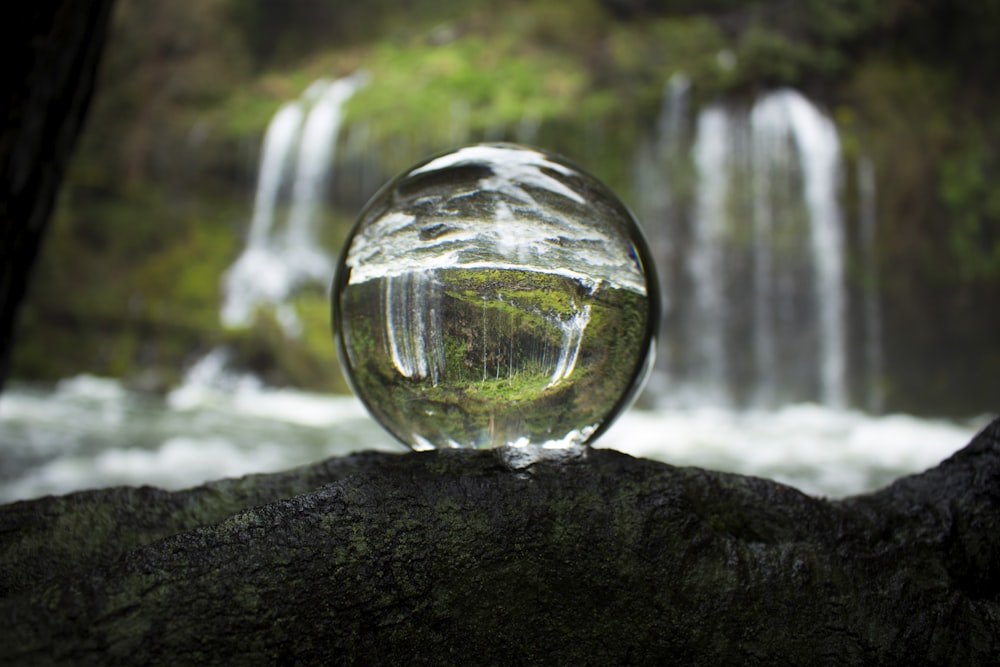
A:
<box><xmin>332</xmin><ymin>143</ymin><xmax>659</xmax><ymax>453</ymax></box>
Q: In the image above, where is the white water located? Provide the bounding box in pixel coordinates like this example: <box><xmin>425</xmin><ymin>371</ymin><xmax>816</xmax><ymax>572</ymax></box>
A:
<box><xmin>547</xmin><ymin>304</ymin><xmax>592</xmax><ymax>387</ymax></box>
<box><xmin>780</xmin><ymin>91</ymin><xmax>848</xmax><ymax>409</ymax></box>
<box><xmin>222</xmin><ymin>74</ymin><xmax>366</xmax><ymax>331</ymax></box>
<box><xmin>384</xmin><ymin>272</ymin><xmax>445</xmax><ymax>384</ymax></box>
<box><xmin>643</xmin><ymin>87</ymin><xmax>854</xmax><ymax>409</ymax></box>
<box><xmin>688</xmin><ymin>106</ymin><xmax>731</xmax><ymax>404</ymax></box>
<box><xmin>0</xmin><ymin>375</ymin><xmax>989</xmax><ymax>503</ymax></box>
<box><xmin>749</xmin><ymin>94</ymin><xmax>789</xmax><ymax>409</ymax></box>
<box><xmin>2</xmin><ymin>83</ymin><xmax>972</xmax><ymax>504</ymax></box>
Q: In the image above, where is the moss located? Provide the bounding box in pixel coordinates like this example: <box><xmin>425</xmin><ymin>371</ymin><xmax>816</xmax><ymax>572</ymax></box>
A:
<box><xmin>12</xmin><ymin>186</ymin><xmax>244</xmax><ymax>385</ymax></box>
<box><xmin>939</xmin><ymin>132</ymin><xmax>1000</xmax><ymax>281</ymax></box>
<box><xmin>607</xmin><ymin>16</ymin><xmax>730</xmax><ymax>107</ymax></box>
<box><xmin>12</xmin><ymin>0</ymin><xmax>1000</xmax><ymax>413</ymax></box>
<box><xmin>209</xmin><ymin>284</ymin><xmax>354</xmax><ymax>392</ymax></box>
<box><xmin>341</xmin><ymin>33</ymin><xmax>594</xmax><ymax>166</ymax></box>
<box><xmin>338</xmin><ymin>266</ymin><xmax>650</xmax><ymax>449</ymax></box>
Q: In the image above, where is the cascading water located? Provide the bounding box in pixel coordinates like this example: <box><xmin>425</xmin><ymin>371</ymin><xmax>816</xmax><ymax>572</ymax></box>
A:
<box><xmin>640</xmin><ymin>85</ymin><xmax>859</xmax><ymax>409</ymax></box>
<box><xmin>547</xmin><ymin>304</ymin><xmax>592</xmax><ymax>388</ymax></box>
<box><xmin>221</xmin><ymin>73</ymin><xmax>367</xmax><ymax>332</ymax></box>
<box><xmin>749</xmin><ymin>90</ymin><xmax>847</xmax><ymax>409</ymax></box>
<box><xmin>749</xmin><ymin>99</ymin><xmax>780</xmax><ymax>408</ymax></box>
<box><xmin>4</xmin><ymin>73</ymin><xmax>986</xmax><ymax>503</ymax></box>
<box><xmin>688</xmin><ymin>107</ymin><xmax>732</xmax><ymax>404</ymax></box>
<box><xmin>219</xmin><ymin>72</ymin><xmax>867</xmax><ymax>413</ymax></box>
<box><xmin>783</xmin><ymin>92</ymin><xmax>847</xmax><ymax>409</ymax></box>
<box><xmin>384</xmin><ymin>272</ymin><xmax>445</xmax><ymax>385</ymax></box>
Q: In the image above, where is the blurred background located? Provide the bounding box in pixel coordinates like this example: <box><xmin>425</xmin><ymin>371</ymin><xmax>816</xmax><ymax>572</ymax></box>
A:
<box><xmin>2</xmin><ymin>0</ymin><xmax>998</xmax><ymax>500</ymax></box>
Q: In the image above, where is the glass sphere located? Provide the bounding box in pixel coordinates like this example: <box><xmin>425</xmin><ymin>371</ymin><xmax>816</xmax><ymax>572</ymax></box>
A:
<box><xmin>332</xmin><ymin>143</ymin><xmax>659</xmax><ymax>454</ymax></box>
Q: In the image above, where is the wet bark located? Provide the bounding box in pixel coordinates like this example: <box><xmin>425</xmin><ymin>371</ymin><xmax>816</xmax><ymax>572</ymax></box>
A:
<box><xmin>1</xmin><ymin>419</ymin><xmax>998</xmax><ymax>665</ymax></box>
<box><xmin>0</xmin><ymin>0</ymin><xmax>114</xmax><ymax>391</ymax></box>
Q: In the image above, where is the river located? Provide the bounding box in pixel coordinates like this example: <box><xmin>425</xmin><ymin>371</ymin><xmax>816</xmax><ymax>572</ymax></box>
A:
<box><xmin>0</xmin><ymin>374</ymin><xmax>989</xmax><ymax>503</ymax></box>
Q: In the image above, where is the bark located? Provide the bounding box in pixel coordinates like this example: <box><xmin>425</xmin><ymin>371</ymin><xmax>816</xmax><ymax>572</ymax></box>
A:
<box><xmin>0</xmin><ymin>0</ymin><xmax>114</xmax><ymax>392</ymax></box>
<box><xmin>1</xmin><ymin>419</ymin><xmax>999</xmax><ymax>665</ymax></box>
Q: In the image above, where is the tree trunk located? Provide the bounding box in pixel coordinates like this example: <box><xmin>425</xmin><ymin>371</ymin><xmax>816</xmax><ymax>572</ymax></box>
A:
<box><xmin>1</xmin><ymin>419</ymin><xmax>998</xmax><ymax>665</ymax></box>
<box><xmin>0</xmin><ymin>0</ymin><xmax>114</xmax><ymax>391</ymax></box>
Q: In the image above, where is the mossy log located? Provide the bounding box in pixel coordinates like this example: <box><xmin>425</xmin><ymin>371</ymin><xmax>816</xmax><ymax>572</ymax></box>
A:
<box><xmin>1</xmin><ymin>419</ymin><xmax>999</xmax><ymax>665</ymax></box>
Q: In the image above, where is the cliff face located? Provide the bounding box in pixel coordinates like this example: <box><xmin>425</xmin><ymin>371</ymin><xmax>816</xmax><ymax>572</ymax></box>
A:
<box><xmin>2</xmin><ymin>419</ymin><xmax>998</xmax><ymax>665</ymax></box>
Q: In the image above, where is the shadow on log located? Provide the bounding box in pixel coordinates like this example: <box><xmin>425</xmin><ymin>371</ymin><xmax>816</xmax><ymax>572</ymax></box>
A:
<box><xmin>1</xmin><ymin>419</ymin><xmax>998</xmax><ymax>665</ymax></box>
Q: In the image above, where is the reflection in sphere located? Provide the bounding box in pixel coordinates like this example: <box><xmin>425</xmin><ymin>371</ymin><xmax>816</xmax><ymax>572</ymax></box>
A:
<box><xmin>332</xmin><ymin>143</ymin><xmax>659</xmax><ymax>456</ymax></box>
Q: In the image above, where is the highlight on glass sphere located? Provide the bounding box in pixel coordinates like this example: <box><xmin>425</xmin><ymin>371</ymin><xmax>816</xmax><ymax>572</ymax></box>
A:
<box><xmin>332</xmin><ymin>143</ymin><xmax>659</xmax><ymax>457</ymax></box>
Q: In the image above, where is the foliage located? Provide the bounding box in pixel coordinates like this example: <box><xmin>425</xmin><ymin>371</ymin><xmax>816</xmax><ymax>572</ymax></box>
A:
<box><xmin>9</xmin><ymin>0</ymin><xmax>1000</xmax><ymax>414</ymax></box>
<box><xmin>12</xmin><ymin>183</ymin><xmax>241</xmax><ymax>386</ymax></box>
<box><xmin>83</xmin><ymin>0</ymin><xmax>252</xmax><ymax>191</ymax></box>
<box><xmin>352</xmin><ymin>35</ymin><xmax>588</xmax><ymax>141</ymax></box>
<box><xmin>339</xmin><ymin>268</ymin><xmax>650</xmax><ymax>448</ymax></box>
<box><xmin>939</xmin><ymin>135</ymin><xmax>1000</xmax><ymax>281</ymax></box>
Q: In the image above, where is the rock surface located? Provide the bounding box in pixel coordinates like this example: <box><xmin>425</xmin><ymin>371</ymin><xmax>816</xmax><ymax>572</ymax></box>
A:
<box><xmin>1</xmin><ymin>419</ymin><xmax>999</xmax><ymax>665</ymax></box>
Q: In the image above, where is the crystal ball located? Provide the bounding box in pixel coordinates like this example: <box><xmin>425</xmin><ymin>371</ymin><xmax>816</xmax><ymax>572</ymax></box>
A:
<box><xmin>332</xmin><ymin>143</ymin><xmax>659</xmax><ymax>453</ymax></box>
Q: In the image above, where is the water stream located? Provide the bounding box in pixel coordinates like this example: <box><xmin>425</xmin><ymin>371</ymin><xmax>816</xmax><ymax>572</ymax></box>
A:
<box><xmin>643</xmin><ymin>86</ymin><xmax>858</xmax><ymax>409</ymax></box>
<box><xmin>1</xmin><ymin>79</ymin><xmax>983</xmax><ymax>504</ymax></box>
<box><xmin>0</xmin><ymin>375</ymin><xmax>986</xmax><ymax>503</ymax></box>
<box><xmin>221</xmin><ymin>74</ymin><xmax>366</xmax><ymax>332</ymax></box>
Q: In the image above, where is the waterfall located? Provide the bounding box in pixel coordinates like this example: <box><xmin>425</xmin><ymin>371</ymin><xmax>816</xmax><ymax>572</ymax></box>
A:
<box><xmin>641</xmin><ymin>86</ymin><xmax>853</xmax><ymax>408</ymax></box>
<box><xmin>221</xmin><ymin>73</ymin><xmax>367</xmax><ymax>331</ymax></box>
<box><xmin>547</xmin><ymin>304</ymin><xmax>592</xmax><ymax>388</ymax></box>
<box><xmin>634</xmin><ymin>73</ymin><xmax>690</xmax><ymax>398</ymax></box>
<box><xmin>384</xmin><ymin>272</ymin><xmax>445</xmax><ymax>385</ymax></box>
<box><xmin>748</xmin><ymin>89</ymin><xmax>847</xmax><ymax>408</ymax></box>
<box><xmin>749</xmin><ymin>98</ymin><xmax>780</xmax><ymax>407</ymax></box>
<box><xmin>246</xmin><ymin>104</ymin><xmax>304</xmax><ymax>249</ymax></box>
<box><xmin>687</xmin><ymin>106</ymin><xmax>732</xmax><ymax>404</ymax></box>
<box><xmin>780</xmin><ymin>91</ymin><xmax>847</xmax><ymax>409</ymax></box>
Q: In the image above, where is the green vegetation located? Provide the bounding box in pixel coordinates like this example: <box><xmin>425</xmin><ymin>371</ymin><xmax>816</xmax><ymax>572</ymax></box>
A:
<box><xmin>940</xmin><ymin>134</ymin><xmax>1000</xmax><ymax>282</ymax></box>
<box><xmin>9</xmin><ymin>0</ymin><xmax>1000</xmax><ymax>413</ymax></box>
<box><xmin>339</xmin><ymin>268</ymin><xmax>650</xmax><ymax>448</ymax></box>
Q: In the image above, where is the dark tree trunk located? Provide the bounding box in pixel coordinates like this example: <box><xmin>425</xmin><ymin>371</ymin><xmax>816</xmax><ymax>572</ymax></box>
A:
<box><xmin>0</xmin><ymin>0</ymin><xmax>115</xmax><ymax>392</ymax></box>
<box><xmin>1</xmin><ymin>419</ymin><xmax>998</xmax><ymax>665</ymax></box>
